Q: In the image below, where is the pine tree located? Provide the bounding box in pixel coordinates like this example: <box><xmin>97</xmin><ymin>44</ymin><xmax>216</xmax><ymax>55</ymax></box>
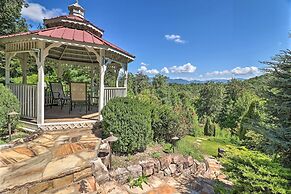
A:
<box><xmin>254</xmin><ymin>50</ymin><xmax>291</xmax><ymax>166</ymax></box>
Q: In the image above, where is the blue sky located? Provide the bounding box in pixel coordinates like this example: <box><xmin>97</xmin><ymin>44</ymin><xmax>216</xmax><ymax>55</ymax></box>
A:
<box><xmin>22</xmin><ymin>0</ymin><xmax>290</xmax><ymax>80</ymax></box>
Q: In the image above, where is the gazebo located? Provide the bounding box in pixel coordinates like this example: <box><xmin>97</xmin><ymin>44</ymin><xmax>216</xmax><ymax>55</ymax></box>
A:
<box><xmin>0</xmin><ymin>2</ymin><xmax>135</xmax><ymax>130</ymax></box>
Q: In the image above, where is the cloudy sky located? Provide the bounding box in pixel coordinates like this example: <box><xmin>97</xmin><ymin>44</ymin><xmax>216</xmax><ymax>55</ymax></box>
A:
<box><xmin>22</xmin><ymin>0</ymin><xmax>290</xmax><ymax>80</ymax></box>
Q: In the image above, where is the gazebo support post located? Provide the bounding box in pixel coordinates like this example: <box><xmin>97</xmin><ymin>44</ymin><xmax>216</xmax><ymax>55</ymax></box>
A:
<box><xmin>115</xmin><ymin>65</ymin><xmax>121</xmax><ymax>88</ymax></box>
<box><xmin>5</xmin><ymin>53</ymin><xmax>15</xmax><ymax>85</ymax></box>
<box><xmin>37</xmin><ymin>53</ymin><xmax>45</xmax><ymax>125</ymax></box>
<box><xmin>98</xmin><ymin>49</ymin><xmax>106</xmax><ymax>114</ymax></box>
<box><xmin>31</xmin><ymin>42</ymin><xmax>62</xmax><ymax>125</ymax></box>
<box><xmin>123</xmin><ymin>63</ymin><xmax>128</xmax><ymax>96</ymax></box>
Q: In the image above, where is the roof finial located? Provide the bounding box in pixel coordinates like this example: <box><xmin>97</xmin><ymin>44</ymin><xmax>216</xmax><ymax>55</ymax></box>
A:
<box><xmin>76</xmin><ymin>0</ymin><xmax>79</xmax><ymax>4</ymax></box>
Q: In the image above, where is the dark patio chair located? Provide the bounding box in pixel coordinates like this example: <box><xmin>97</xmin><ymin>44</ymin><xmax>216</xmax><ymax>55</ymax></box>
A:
<box><xmin>49</xmin><ymin>82</ymin><xmax>70</xmax><ymax>109</ymax></box>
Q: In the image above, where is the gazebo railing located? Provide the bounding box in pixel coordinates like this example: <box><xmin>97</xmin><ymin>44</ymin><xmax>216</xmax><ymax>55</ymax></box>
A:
<box><xmin>6</xmin><ymin>84</ymin><xmax>125</xmax><ymax>119</ymax></box>
<box><xmin>7</xmin><ymin>84</ymin><xmax>37</xmax><ymax>119</ymax></box>
<box><xmin>104</xmin><ymin>87</ymin><xmax>126</xmax><ymax>106</ymax></box>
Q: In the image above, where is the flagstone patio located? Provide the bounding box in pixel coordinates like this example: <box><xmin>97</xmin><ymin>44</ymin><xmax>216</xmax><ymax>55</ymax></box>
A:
<box><xmin>0</xmin><ymin>128</ymin><xmax>101</xmax><ymax>193</ymax></box>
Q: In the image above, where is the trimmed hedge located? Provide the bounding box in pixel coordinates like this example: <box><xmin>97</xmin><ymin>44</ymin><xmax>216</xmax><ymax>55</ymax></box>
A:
<box><xmin>102</xmin><ymin>97</ymin><xmax>152</xmax><ymax>154</ymax></box>
<box><xmin>0</xmin><ymin>84</ymin><xmax>20</xmax><ymax>135</ymax></box>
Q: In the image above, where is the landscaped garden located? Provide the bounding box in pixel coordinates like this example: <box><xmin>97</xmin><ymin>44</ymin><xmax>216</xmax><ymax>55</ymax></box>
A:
<box><xmin>99</xmin><ymin>50</ymin><xmax>291</xmax><ymax>193</ymax></box>
<box><xmin>0</xmin><ymin>1</ymin><xmax>290</xmax><ymax>193</ymax></box>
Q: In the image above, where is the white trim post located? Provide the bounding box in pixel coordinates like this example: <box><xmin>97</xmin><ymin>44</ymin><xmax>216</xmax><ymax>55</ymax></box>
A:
<box><xmin>115</xmin><ymin>66</ymin><xmax>121</xmax><ymax>88</ymax></box>
<box><xmin>123</xmin><ymin>63</ymin><xmax>128</xmax><ymax>96</ymax></box>
<box><xmin>33</xmin><ymin>42</ymin><xmax>62</xmax><ymax>125</ymax></box>
<box><xmin>36</xmin><ymin>49</ymin><xmax>46</xmax><ymax>125</ymax></box>
<box><xmin>5</xmin><ymin>53</ymin><xmax>13</xmax><ymax>85</ymax></box>
<box><xmin>98</xmin><ymin>49</ymin><xmax>106</xmax><ymax>113</ymax></box>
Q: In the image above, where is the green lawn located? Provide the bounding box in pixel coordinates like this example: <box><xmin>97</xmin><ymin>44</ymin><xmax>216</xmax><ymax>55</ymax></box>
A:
<box><xmin>176</xmin><ymin>135</ymin><xmax>234</xmax><ymax>161</ymax></box>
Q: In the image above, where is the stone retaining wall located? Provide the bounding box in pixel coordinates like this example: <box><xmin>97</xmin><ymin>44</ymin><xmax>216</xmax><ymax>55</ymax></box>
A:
<box><xmin>92</xmin><ymin>153</ymin><xmax>208</xmax><ymax>185</ymax></box>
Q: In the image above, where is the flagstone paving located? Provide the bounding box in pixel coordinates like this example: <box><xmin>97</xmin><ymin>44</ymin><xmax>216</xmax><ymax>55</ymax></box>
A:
<box><xmin>0</xmin><ymin>128</ymin><xmax>101</xmax><ymax>193</ymax></box>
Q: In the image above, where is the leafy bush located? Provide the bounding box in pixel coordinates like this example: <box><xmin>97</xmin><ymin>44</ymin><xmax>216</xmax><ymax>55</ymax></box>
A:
<box><xmin>204</xmin><ymin>117</ymin><xmax>216</xmax><ymax>136</ymax></box>
<box><xmin>152</xmin><ymin>104</ymin><xmax>179</xmax><ymax>142</ymax></box>
<box><xmin>102</xmin><ymin>97</ymin><xmax>152</xmax><ymax>154</ymax></box>
<box><xmin>0</xmin><ymin>84</ymin><xmax>20</xmax><ymax>135</ymax></box>
<box><xmin>191</xmin><ymin>112</ymin><xmax>204</xmax><ymax>137</ymax></box>
<box><xmin>221</xmin><ymin>146</ymin><xmax>291</xmax><ymax>193</ymax></box>
<box><xmin>162</xmin><ymin>143</ymin><xmax>173</xmax><ymax>153</ymax></box>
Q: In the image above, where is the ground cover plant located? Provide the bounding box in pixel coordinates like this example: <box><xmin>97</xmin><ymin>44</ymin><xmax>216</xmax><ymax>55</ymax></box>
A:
<box><xmin>220</xmin><ymin>146</ymin><xmax>291</xmax><ymax>193</ymax></box>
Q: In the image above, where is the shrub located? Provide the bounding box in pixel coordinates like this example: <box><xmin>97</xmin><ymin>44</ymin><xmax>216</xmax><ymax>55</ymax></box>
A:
<box><xmin>191</xmin><ymin>112</ymin><xmax>204</xmax><ymax>137</ymax></box>
<box><xmin>221</xmin><ymin>146</ymin><xmax>291</xmax><ymax>193</ymax></box>
<box><xmin>102</xmin><ymin>97</ymin><xmax>152</xmax><ymax>154</ymax></box>
<box><xmin>152</xmin><ymin>105</ymin><xmax>179</xmax><ymax>142</ymax></box>
<box><xmin>0</xmin><ymin>84</ymin><xmax>20</xmax><ymax>135</ymax></box>
<box><xmin>204</xmin><ymin>117</ymin><xmax>216</xmax><ymax>136</ymax></box>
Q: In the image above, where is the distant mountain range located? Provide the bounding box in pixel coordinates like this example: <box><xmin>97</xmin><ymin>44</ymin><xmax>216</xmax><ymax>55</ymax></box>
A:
<box><xmin>167</xmin><ymin>78</ymin><xmax>245</xmax><ymax>84</ymax></box>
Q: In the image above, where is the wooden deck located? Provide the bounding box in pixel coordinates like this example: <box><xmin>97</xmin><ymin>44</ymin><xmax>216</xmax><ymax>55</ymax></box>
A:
<box><xmin>21</xmin><ymin>104</ymin><xmax>99</xmax><ymax>124</ymax></box>
<box><xmin>44</xmin><ymin>104</ymin><xmax>99</xmax><ymax>122</ymax></box>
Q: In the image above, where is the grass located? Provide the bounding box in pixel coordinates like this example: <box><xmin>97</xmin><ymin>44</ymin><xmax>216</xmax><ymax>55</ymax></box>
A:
<box><xmin>0</xmin><ymin>130</ymin><xmax>30</xmax><ymax>145</ymax></box>
<box><xmin>176</xmin><ymin>135</ymin><xmax>236</xmax><ymax>161</ymax></box>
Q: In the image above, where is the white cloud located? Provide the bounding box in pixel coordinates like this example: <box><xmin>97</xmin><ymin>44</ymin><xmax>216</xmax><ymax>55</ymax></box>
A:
<box><xmin>165</xmin><ymin>34</ymin><xmax>186</xmax><ymax>44</ymax></box>
<box><xmin>231</xmin><ymin>66</ymin><xmax>259</xmax><ymax>75</ymax></box>
<box><xmin>169</xmin><ymin>63</ymin><xmax>197</xmax><ymax>73</ymax></box>
<box><xmin>141</xmin><ymin>62</ymin><xmax>149</xmax><ymax>66</ymax></box>
<box><xmin>161</xmin><ymin>67</ymin><xmax>169</xmax><ymax>74</ymax></box>
<box><xmin>138</xmin><ymin>65</ymin><xmax>159</xmax><ymax>75</ymax></box>
<box><xmin>205</xmin><ymin>66</ymin><xmax>261</xmax><ymax>77</ymax></box>
<box><xmin>21</xmin><ymin>2</ymin><xmax>65</xmax><ymax>22</ymax></box>
<box><xmin>147</xmin><ymin>69</ymin><xmax>159</xmax><ymax>75</ymax></box>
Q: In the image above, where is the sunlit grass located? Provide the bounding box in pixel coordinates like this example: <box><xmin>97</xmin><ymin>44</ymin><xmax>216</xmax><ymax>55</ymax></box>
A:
<box><xmin>176</xmin><ymin>135</ymin><xmax>235</xmax><ymax>161</ymax></box>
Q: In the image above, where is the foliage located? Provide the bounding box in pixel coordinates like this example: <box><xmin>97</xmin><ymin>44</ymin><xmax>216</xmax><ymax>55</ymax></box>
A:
<box><xmin>131</xmin><ymin>73</ymin><xmax>150</xmax><ymax>95</ymax></box>
<box><xmin>196</xmin><ymin>83</ymin><xmax>225</xmax><ymax>122</ymax></box>
<box><xmin>151</xmin><ymin>152</ymin><xmax>161</xmax><ymax>159</ymax></box>
<box><xmin>191</xmin><ymin>112</ymin><xmax>203</xmax><ymax>136</ymax></box>
<box><xmin>204</xmin><ymin>117</ymin><xmax>215</xmax><ymax>136</ymax></box>
<box><xmin>0</xmin><ymin>84</ymin><xmax>20</xmax><ymax>135</ymax></box>
<box><xmin>151</xmin><ymin>104</ymin><xmax>179</xmax><ymax>142</ymax></box>
<box><xmin>152</xmin><ymin>74</ymin><xmax>168</xmax><ymax>89</ymax></box>
<box><xmin>248</xmin><ymin>50</ymin><xmax>291</xmax><ymax>166</ymax></box>
<box><xmin>0</xmin><ymin>0</ymin><xmax>28</xmax><ymax>36</ymax></box>
<box><xmin>162</xmin><ymin>143</ymin><xmax>173</xmax><ymax>153</ymax></box>
<box><xmin>221</xmin><ymin>146</ymin><xmax>291</xmax><ymax>193</ymax></box>
<box><xmin>129</xmin><ymin>175</ymin><xmax>148</xmax><ymax>189</ymax></box>
<box><xmin>102</xmin><ymin>97</ymin><xmax>152</xmax><ymax>154</ymax></box>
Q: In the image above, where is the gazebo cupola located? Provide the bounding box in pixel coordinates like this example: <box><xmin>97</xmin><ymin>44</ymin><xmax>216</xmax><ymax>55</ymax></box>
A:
<box><xmin>68</xmin><ymin>1</ymin><xmax>85</xmax><ymax>18</ymax></box>
<box><xmin>43</xmin><ymin>1</ymin><xmax>104</xmax><ymax>37</ymax></box>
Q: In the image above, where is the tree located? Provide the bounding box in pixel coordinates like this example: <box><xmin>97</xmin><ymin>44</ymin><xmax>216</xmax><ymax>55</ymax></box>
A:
<box><xmin>197</xmin><ymin>83</ymin><xmax>225</xmax><ymax>122</ymax></box>
<box><xmin>204</xmin><ymin>116</ymin><xmax>215</xmax><ymax>136</ymax></box>
<box><xmin>0</xmin><ymin>0</ymin><xmax>28</xmax><ymax>36</ymax></box>
<box><xmin>131</xmin><ymin>73</ymin><xmax>150</xmax><ymax>95</ymax></box>
<box><xmin>152</xmin><ymin>74</ymin><xmax>168</xmax><ymax>89</ymax></box>
<box><xmin>251</xmin><ymin>50</ymin><xmax>291</xmax><ymax>166</ymax></box>
<box><xmin>0</xmin><ymin>0</ymin><xmax>28</xmax><ymax>81</ymax></box>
